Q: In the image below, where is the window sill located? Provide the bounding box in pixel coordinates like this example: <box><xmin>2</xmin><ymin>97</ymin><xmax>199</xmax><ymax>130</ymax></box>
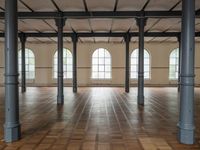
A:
<box><xmin>130</xmin><ymin>79</ymin><xmax>151</xmax><ymax>81</ymax></box>
<box><xmin>91</xmin><ymin>78</ymin><xmax>112</xmax><ymax>81</ymax></box>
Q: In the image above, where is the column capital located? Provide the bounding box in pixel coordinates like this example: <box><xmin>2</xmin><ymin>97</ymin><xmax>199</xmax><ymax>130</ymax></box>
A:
<box><xmin>177</xmin><ymin>34</ymin><xmax>181</xmax><ymax>43</ymax></box>
<box><xmin>72</xmin><ymin>33</ymin><xmax>78</xmax><ymax>43</ymax></box>
<box><xmin>19</xmin><ymin>33</ymin><xmax>27</xmax><ymax>43</ymax></box>
<box><xmin>55</xmin><ymin>13</ymin><xmax>66</xmax><ymax>28</ymax></box>
<box><xmin>124</xmin><ymin>33</ymin><xmax>131</xmax><ymax>42</ymax></box>
<box><xmin>136</xmin><ymin>17</ymin><xmax>147</xmax><ymax>27</ymax></box>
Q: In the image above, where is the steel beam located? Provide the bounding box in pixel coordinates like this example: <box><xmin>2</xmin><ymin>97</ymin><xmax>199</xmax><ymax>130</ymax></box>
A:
<box><xmin>19</xmin><ymin>34</ymin><xmax>26</xmax><ymax>93</ymax></box>
<box><xmin>72</xmin><ymin>33</ymin><xmax>78</xmax><ymax>93</ymax></box>
<box><xmin>136</xmin><ymin>17</ymin><xmax>147</xmax><ymax>106</ymax></box>
<box><xmin>0</xmin><ymin>32</ymin><xmax>200</xmax><ymax>38</ymax></box>
<box><xmin>55</xmin><ymin>17</ymin><xmax>65</xmax><ymax>105</ymax></box>
<box><xmin>124</xmin><ymin>33</ymin><xmax>130</xmax><ymax>93</ymax></box>
<box><xmin>0</xmin><ymin>11</ymin><xmax>200</xmax><ymax>19</ymax></box>
<box><xmin>4</xmin><ymin>0</ymin><xmax>21</xmax><ymax>142</ymax></box>
<box><xmin>178</xmin><ymin>0</ymin><xmax>195</xmax><ymax>144</ymax></box>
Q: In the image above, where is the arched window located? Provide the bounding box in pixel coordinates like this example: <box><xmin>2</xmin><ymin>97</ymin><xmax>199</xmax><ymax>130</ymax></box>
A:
<box><xmin>18</xmin><ymin>48</ymin><xmax>35</xmax><ymax>79</ymax></box>
<box><xmin>53</xmin><ymin>48</ymin><xmax>73</xmax><ymax>79</ymax></box>
<box><xmin>92</xmin><ymin>48</ymin><xmax>111</xmax><ymax>79</ymax></box>
<box><xmin>131</xmin><ymin>49</ymin><xmax>150</xmax><ymax>79</ymax></box>
<box><xmin>169</xmin><ymin>48</ymin><xmax>179</xmax><ymax>80</ymax></box>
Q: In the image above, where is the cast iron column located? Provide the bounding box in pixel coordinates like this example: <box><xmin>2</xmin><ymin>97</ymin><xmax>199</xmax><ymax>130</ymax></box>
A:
<box><xmin>4</xmin><ymin>0</ymin><xmax>21</xmax><ymax>142</ymax></box>
<box><xmin>125</xmin><ymin>33</ymin><xmax>130</xmax><ymax>93</ymax></box>
<box><xmin>136</xmin><ymin>17</ymin><xmax>147</xmax><ymax>105</ymax></box>
<box><xmin>177</xmin><ymin>35</ymin><xmax>181</xmax><ymax>92</ymax></box>
<box><xmin>72</xmin><ymin>34</ymin><xmax>78</xmax><ymax>93</ymax></box>
<box><xmin>178</xmin><ymin>0</ymin><xmax>195</xmax><ymax>144</ymax></box>
<box><xmin>55</xmin><ymin>17</ymin><xmax>65</xmax><ymax>105</ymax></box>
<box><xmin>20</xmin><ymin>34</ymin><xmax>26</xmax><ymax>93</ymax></box>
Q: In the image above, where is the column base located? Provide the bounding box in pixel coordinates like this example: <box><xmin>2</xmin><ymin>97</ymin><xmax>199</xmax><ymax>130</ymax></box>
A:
<box><xmin>178</xmin><ymin>125</ymin><xmax>195</xmax><ymax>144</ymax></box>
<box><xmin>137</xmin><ymin>95</ymin><xmax>144</xmax><ymax>105</ymax></box>
<box><xmin>21</xmin><ymin>87</ymin><xmax>26</xmax><ymax>93</ymax></box>
<box><xmin>57</xmin><ymin>95</ymin><xmax>64</xmax><ymax>105</ymax></box>
<box><xmin>73</xmin><ymin>88</ymin><xmax>77</xmax><ymax>93</ymax></box>
<box><xmin>4</xmin><ymin>123</ymin><xmax>21</xmax><ymax>142</ymax></box>
<box><xmin>125</xmin><ymin>89</ymin><xmax>129</xmax><ymax>93</ymax></box>
<box><xmin>125</xmin><ymin>90</ymin><xmax>129</xmax><ymax>93</ymax></box>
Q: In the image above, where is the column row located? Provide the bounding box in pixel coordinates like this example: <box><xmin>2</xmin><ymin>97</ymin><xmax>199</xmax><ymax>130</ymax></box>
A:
<box><xmin>4</xmin><ymin>0</ymin><xmax>196</xmax><ymax>145</ymax></box>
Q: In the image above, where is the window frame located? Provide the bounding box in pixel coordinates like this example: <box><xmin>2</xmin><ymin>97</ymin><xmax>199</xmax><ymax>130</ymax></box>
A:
<box><xmin>18</xmin><ymin>48</ymin><xmax>35</xmax><ymax>80</ymax></box>
<box><xmin>130</xmin><ymin>48</ymin><xmax>151</xmax><ymax>80</ymax></box>
<box><xmin>91</xmin><ymin>48</ymin><xmax>112</xmax><ymax>80</ymax></box>
<box><xmin>169</xmin><ymin>48</ymin><xmax>179</xmax><ymax>80</ymax></box>
<box><xmin>53</xmin><ymin>48</ymin><xmax>73</xmax><ymax>79</ymax></box>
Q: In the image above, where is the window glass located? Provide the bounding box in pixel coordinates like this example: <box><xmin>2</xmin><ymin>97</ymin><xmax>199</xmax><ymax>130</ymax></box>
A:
<box><xmin>92</xmin><ymin>48</ymin><xmax>111</xmax><ymax>79</ymax></box>
<box><xmin>131</xmin><ymin>49</ymin><xmax>150</xmax><ymax>79</ymax></box>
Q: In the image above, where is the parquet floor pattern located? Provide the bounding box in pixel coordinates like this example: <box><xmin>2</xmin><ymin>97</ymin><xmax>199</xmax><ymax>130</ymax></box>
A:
<box><xmin>0</xmin><ymin>87</ymin><xmax>199</xmax><ymax>150</ymax></box>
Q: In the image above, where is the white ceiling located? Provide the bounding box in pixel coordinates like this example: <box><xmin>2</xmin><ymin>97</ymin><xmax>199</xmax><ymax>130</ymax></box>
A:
<box><xmin>0</xmin><ymin>0</ymin><xmax>199</xmax><ymax>43</ymax></box>
<box><xmin>145</xmin><ymin>0</ymin><xmax>180</xmax><ymax>11</ymax></box>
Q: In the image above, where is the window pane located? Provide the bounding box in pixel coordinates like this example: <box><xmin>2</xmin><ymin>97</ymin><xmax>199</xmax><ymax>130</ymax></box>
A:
<box><xmin>18</xmin><ymin>58</ymin><xmax>22</xmax><ymax>65</ymax></box>
<box><xmin>54</xmin><ymin>65</ymin><xmax>57</xmax><ymax>72</ymax></box>
<box><xmin>131</xmin><ymin>72</ymin><xmax>137</xmax><ymax>79</ymax></box>
<box><xmin>92</xmin><ymin>72</ymin><xmax>98</xmax><ymax>78</ymax></box>
<box><xmin>54</xmin><ymin>58</ymin><xmax>57</xmax><ymax>65</ymax></box>
<box><xmin>99</xmin><ymin>72</ymin><xmax>104</xmax><ymax>78</ymax></box>
<box><xmin>63</xmin><ymin>65</ymin><xmax>67</xmax><ymax>71</ymax></box>
<box><xmin>93</xmin><ymin>51</ymin><xmax>98</xmax><ymax>57</ymax></box>
<box><xmin>144</xmin><ymin>72</ymin><xmax>149</xmax><ymax>79</ymax></box>
<box><xmin>99</xmin><ymin>49</ymin><xmax>105</xmax><ymax>57</ymax></box>
<box><xmin>67</xmin><ymin>72</ymin><xmax>72</xmax><ymax>78</ymax></box>
<box><xmin>105</xmin><ymin>65</ymin><xmax>111</xmax><ymax>72</ymax></box>
<box><xmin>105</xmin><ymin>58</ymin><xmax>110</xmax><ymax>65</ymax></box>
<box><xmin>18</xmin><ymin>65</ymin><xmax>21</xmax><ymax>71</ymax></box>
<box><xmin>105</xmin><ymin>72</ymin><xmax>111</xmax><ymax>79</ymax></box>
<box><xmin>93</xmin><ymin>58</ymin><xmax>98</xmax><ymax>64</ymax></box>
<box><xmin>99</xmin><ymin>65</ymin><xmax>104</xmax><ymax>72</ymax></box>
<box><xmin>93</xmin><ymin>65</ymin><xmax>98</xmax><ymax>72</ymax></box>
<box><xmin>29</xmin><ymin>58</ymin><xmax>34</xmax><ymax>65</ymax></box>
<box><xmin>67</xmin><ymin>58</ymin><xmax>72</xmax><ymax>64</ymax></box>
<box><xmin>54</xmin><ymin>72</ymin><xmax>57</xmax><ymax>78</ymax></box>
<box><xmin>29</xmin><ymin>65</ymin><xmax>34</xmax><ymax>71</ymax></box>
<box><xmin>25</xmin><ymin>58</ymin><xmax>28</xmax><ymax>64</ymax></box>
<box><xmin>63</xmin><ymin>58</ymin><xmax>67</xmax><ymax>64</ymax></box>
<box><xmin>171</xmin><ymin>58</ymin><xmax>176</xmax><ymax>64</ymax></box>
<box><xmin>99</xmin><ymin>58</ymin><xmax>104</xmax><ymax>65</ymax></box>
<box><xmin>67</xmin><ymin>65</ymin><xmax>73</xmax><ymax>72</ymax></box>
<box><xmin>144</xmin><ymin>65</ymin><xmax>149</xmax><ymax>72</ymax></box>
<box><xmin>63</xmin><ymin>72</ymin><xmax>67</xmax><ymax>78</ymax></box>
<box><xmin>144</xmin><ymin>58</ymin><xmax>149</xmax><ymax>65</ymax></box>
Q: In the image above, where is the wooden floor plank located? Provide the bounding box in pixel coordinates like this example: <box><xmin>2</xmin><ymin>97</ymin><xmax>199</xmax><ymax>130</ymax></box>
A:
<box><xmin>0</xmin><ymin>87</ymin><xmax>199</xmax><ymax>149</ymax></box>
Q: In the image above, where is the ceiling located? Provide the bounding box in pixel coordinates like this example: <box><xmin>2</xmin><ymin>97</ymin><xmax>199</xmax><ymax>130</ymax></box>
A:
<box><xmin>0</xmin><ymin>0</ymin><xmax>199</xmax><ymax>43</ymax></box>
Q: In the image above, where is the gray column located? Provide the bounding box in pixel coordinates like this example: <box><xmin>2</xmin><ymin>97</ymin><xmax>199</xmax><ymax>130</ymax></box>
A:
<box><xmin>55</xmin><ymin>17</ymin><xmax>65</xmax><ymax>104</ymax></box>
<box><xmin>4</xmin><ymin>0</ymin><xmax>21</xmax><ymax>142</ymax></box>
<box><xmin>177</xmin><ymin>35</ymin><xmax>181</xmax><ymax>92</ymax></box>
<box><xmin>136</xmin><ymin>17</ymin><xmax>147</xmax><ymax>105</ymax></box>
<box><xmin>72</xmin><ymin>34</ymin><xmax>78</xmax><ymax>93</ymax></box>
<box><xmin>178</xmin><ymin>0</ymin><xmax>195</xmax><ymax>144</ymax></box>
<box><xmin>125</xmin><ymin>33</ymin><xmax>130</xmax><ymax>93</ymax></box>
<box><xmin>20</xmin><ymin>34</ymin><xmax>26</xmax><ymax>93</ymax></box>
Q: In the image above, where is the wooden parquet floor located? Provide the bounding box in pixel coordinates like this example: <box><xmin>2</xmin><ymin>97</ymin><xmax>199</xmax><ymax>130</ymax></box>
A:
<box><xmin>0</xmin><ymin>87</ymin><xmax>199</xmax><ymax>150</ymax></box>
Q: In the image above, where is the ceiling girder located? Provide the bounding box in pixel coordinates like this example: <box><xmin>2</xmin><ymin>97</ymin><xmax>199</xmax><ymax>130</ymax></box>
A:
<box><xmin>0</xmin><ymin>32</ymin><xmax>200</xmax><ymax>38</ymax></box>
<box><xmin>0</xmin><ymin>11</ymin><xmax>200</xmax><ymax>19</ymax></box>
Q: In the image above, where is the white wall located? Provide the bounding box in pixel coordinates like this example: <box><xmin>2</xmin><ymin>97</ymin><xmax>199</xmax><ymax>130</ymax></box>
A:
<box><xmin>0</xmin><ymin>41</ymin><xmax>200</xmax><ymax>87</ymax></box>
